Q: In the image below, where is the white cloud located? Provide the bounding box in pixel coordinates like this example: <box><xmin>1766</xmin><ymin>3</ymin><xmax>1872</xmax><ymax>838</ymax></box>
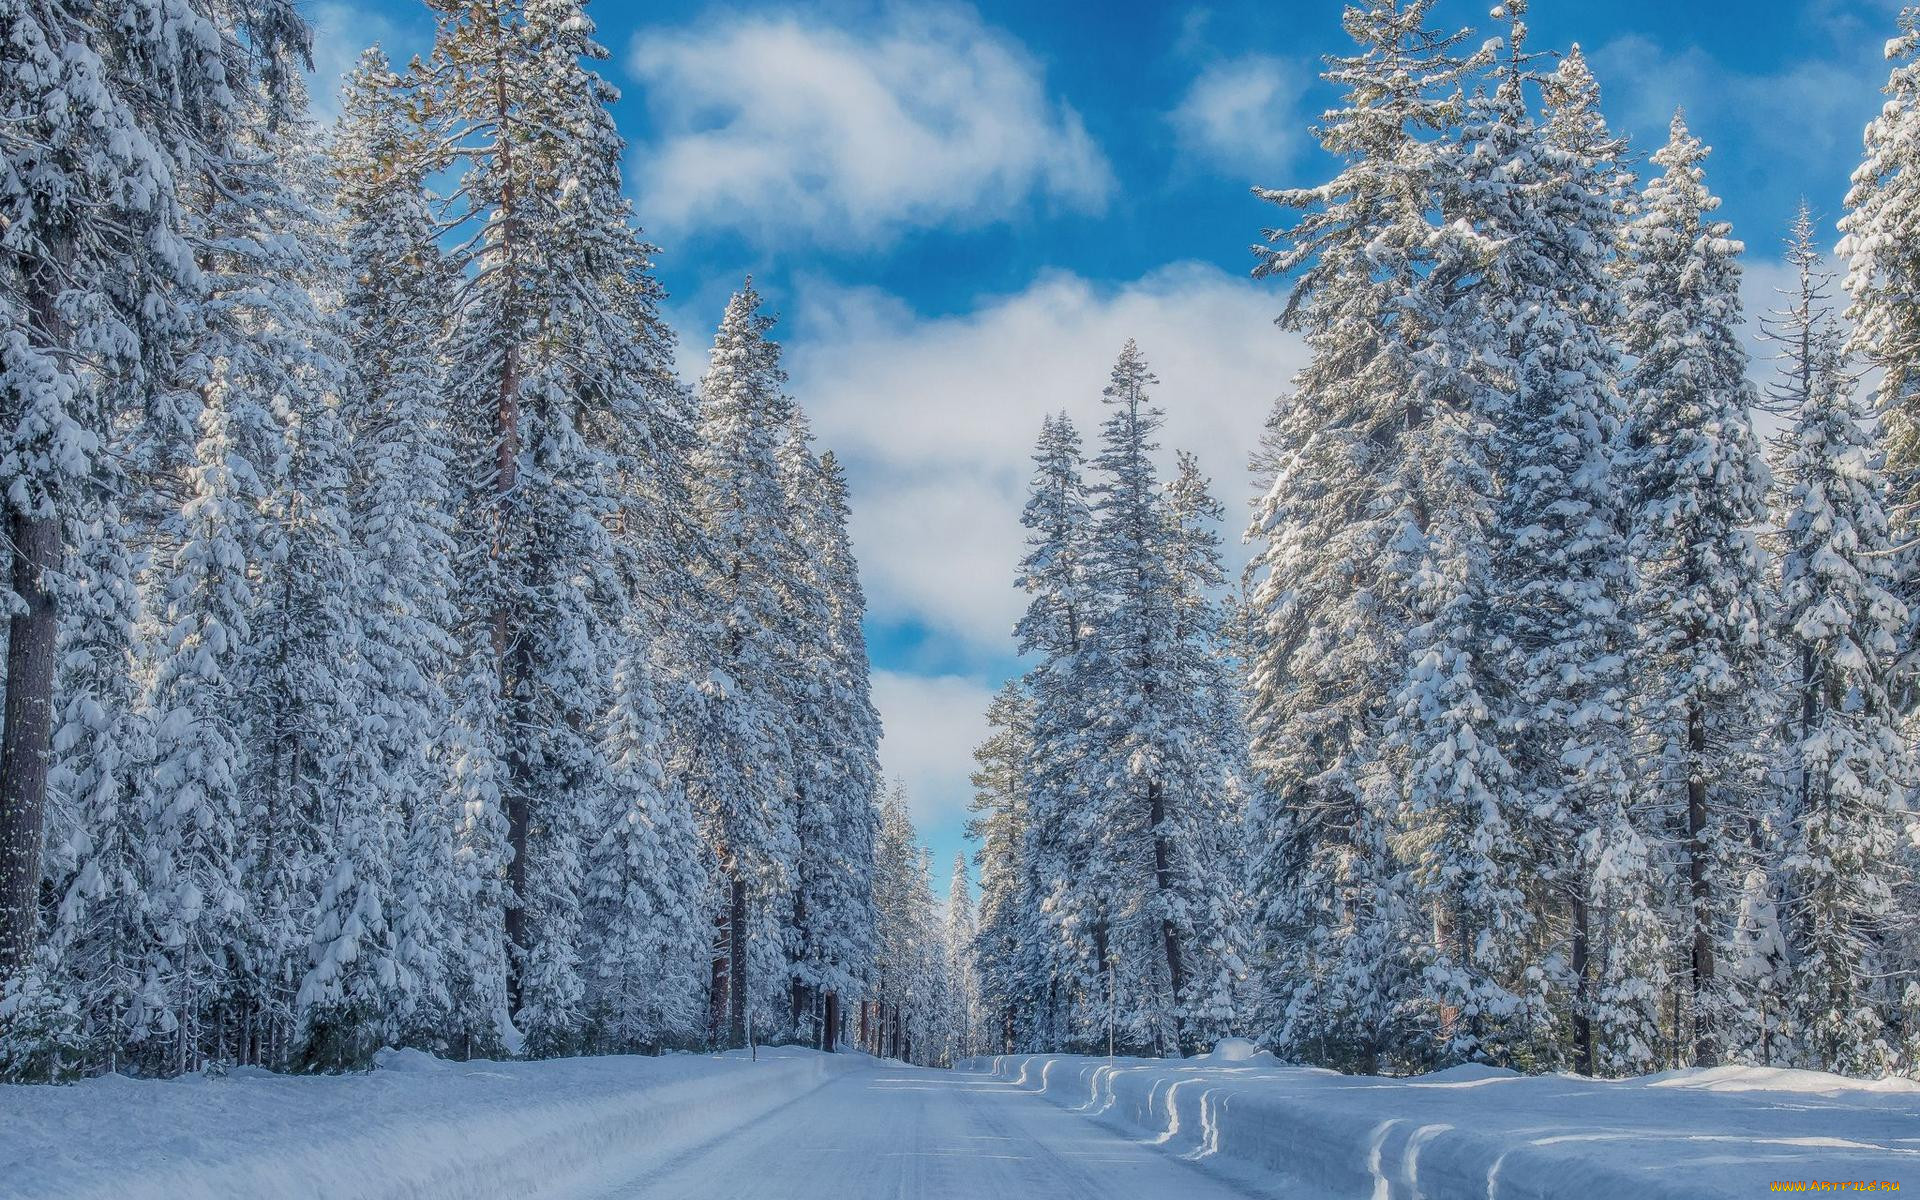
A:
<box><xmin>786</xmin><ymin>261</ymin><xmax>1307</xmax><ymax>659</ymax></box>
<box><xmin>870</xmin><ymin>671</ymin><xmax>995</xmax><ymax>831</ymax></box>
<box><xmin>626</xmin><ymin>6</ymin><xmax>1112</xmax><ymax>247</ymax></box>
<box><xmin>1169</xmin><ymin>54</ymin><xmax>1310</xmax><ymax>177</ymax></box>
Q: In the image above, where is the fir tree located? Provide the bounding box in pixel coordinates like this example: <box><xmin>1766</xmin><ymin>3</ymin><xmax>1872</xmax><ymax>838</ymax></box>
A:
<box><xmin>968</xmin><ymin>682</ymin><xmax>1032</xmax><ymax>1053</ymax></box>
<box><xmin>1244</xmin><ymin>0</ymin><xmax>1485</xmax><ymax>1073</ymax></box>
<box><xmin>681</xmin><ymin>284</ymin><xmax>802</xmax><ymax>1048</ymax></box>
<box><xmin>1840</xmin><ymin>8</ymin><xmax>1920</xmax><ymax>670</ymax></box>
<box><xmin>327</xmin><ymin>47</ymin><xmax>464</xmax><ymax>1053</ymax></box>
<box><xmin>1012</xmin><ymin>413</ymin><xmax>1096</xmax><ymax>1049</ymax></box>
<box><xmin>1767</xmin><ymin>208</ymin><xmax>1911</xmax><ymax>1075</ymax></box>
<box><xmin>1619</xmin><ymin>112</ymin><xmax>1774</xmax><ymax>1068</ymax></box>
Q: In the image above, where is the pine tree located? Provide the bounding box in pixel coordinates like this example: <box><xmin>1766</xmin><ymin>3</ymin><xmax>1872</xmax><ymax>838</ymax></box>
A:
<box><xmin>1619</xmin><ymin>112</ymin><xmax>1775</xmax><ymax>1069</ymax></box>
<box><xmin>33</xmin><ymin>505</ymin><xmax>156</xmax><ymax>1076</ymax></box>
<box><xmin>1071</xmin><ymin>342</ymin><xmax>1249</xmax><ymax>1054</ymax></box>
<box><xmin>441</xmin><ymin>651</ymin><xmax>513</xmax><ymax>1058</ymax></box>
<box><xmin>944</xmin><ymin>855</ymin><xmax>981</xmax><ymax>1062</ymax></box>
<box><xmin>420</xmin><ymin>0</ymin><xmax>682</xmax><ymax>1051</ymax></box>
<box><xmin>681</xmin><ymin>284</ymin><xmax>802</xmax><ymax>1048</ymax></box>
<box><xmin>207</xmin><ymin>93</ymin><xmax>364</xmax><ymax>1070</ymax></box>
<box><xmin>1840</xmin><ymin>8</ymin><xmax>1920</xmax><ymax>665</ymax></box>
<box><xmin>780</xmin><ymin>430</ymin><xmax>880</xmax><ymax>1048</ymax></box>
<box><xmin>968</xmin><ymin>682</ymin><xmax>1032</xmax><ymax>1053</ymax></box>
<box><xmin>0</xmin><ymin>0</ymin><xmax>303</xmax><ymax>996</ymax></box>
<box><xmin>327</xmin><ymin>47</ymin><xmax>464</xmax><ymax>1053</ymax></box>
<box><xmin>1161</xmin><ymin>452</ymin><xmax>1252</xmax><ymax>1049</ymax></box>
<box><xmin>1244</xmin><ymin>0</ymin><xmax>1484</xmax><ymax>1073</ymax></box>
<box><xmin>579</xmin><ymin>638</ymin><xmax>708</xmax><ymax>1051</ymax></box>
<box><xmin>1530</xmin><ymin>40</ymin><xmax>1670</xmax><ymax>1079</ymax></box>
<box><xmin>1767</xmin><ymin>208</ymin><xmax>1911</xmax><ymax>1075</ymax></box>
<box><xmin>1431</xmin><ymin>6</ymin><xmax>1656</xmax><ymax>1073</ymax></box>
<box><xmin>1011</xmin><ymin>414</ymin><xmax>1096</xmax><ymax>1050</ymax></box>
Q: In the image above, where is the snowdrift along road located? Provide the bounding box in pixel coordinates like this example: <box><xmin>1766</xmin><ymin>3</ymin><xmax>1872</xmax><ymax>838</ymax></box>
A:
<box><xmin>967</xmin><ymin>1047</ymin><xmax>1920</xmax><ymax>1199</ymax></box>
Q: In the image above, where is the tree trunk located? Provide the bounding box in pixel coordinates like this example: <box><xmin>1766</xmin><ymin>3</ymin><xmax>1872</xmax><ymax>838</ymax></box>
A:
<box><xmin>728</xmin><ymin>875</ymin><xmax>748</xmax><ymax>1048</ymax></box>
<box><xmin>485</xmin><ymin>5</ymin><xmax>529</xmax><ymax>1019</ymax></box>
<box><xmin>1149</xmin><ymin>778</ymin><xmax>1187</xmax><ymax>1054</ymax></box>
<box><xmin>1571</xmin><ymin>889</ymin><xmax>1593</xmax><ymax>1076</ymax></box>
<box><xmin>709</xmin><ymin>904</ymin><xmax>731</xmax><ymax>1047</ymax></box>
<box><xmin>823</xmin><ymin>991</ymin><xmax>839</xmax><ymax>1052</ymax></box>
<box><xmin>0</xmin><ymin>510</ymin><xmax>58</xmax><ymax>978</ymax></box>
<box><xmin>1686</xmin><ymin>702</ymin><xmax>1716</xmax><ymax>1067</ymax></box>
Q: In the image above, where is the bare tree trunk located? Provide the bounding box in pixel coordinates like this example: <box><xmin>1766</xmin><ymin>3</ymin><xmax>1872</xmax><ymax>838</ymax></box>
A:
<box><xmin>0</xmin><ymin>509</ymin><xmax>58</xmax><ymax>978</ymax></box>
<box><xmin>1686</xmin><ymin>703</ymin><xmax>1716</xmax><ymax>1067</ymax></box>
<box><xmin>708</xmin><ymin>902</ymin><xmax>731</xmax><ymax>1046</ymax></box>
<box><xmin>823</xmin><ymin>990</ymin><xmax>839</xmax><ymax>1052</ymax></box>
<box><xmin>1571</xmin><ymin>889</ymin><xmax>1593</xmax><ymax>1076</ymax></box>
<box><xmin>728</xmin><ymin>875</ymin><xmax>748</xmax><ymax>1048</ymax></box>
<box><xmin>1148</xmin><ymin>778</ymin><xmax>1187</xmax><ymax>1054</ymax></box>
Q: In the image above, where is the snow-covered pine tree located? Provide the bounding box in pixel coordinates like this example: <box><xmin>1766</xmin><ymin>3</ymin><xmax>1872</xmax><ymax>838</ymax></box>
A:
<box><xmin>1071</xmin><ymin>341</ymin><xmax>1248</xmax><ymax>1055</ymax></box>
<box><xmin>870</xmin><ymin>780</ymin><xmax>915</xmax><ymax>1058</ymax></box>
<box><xmin>579</xmin><ymin>636</ymin><xmax>708</xmax><ymax>1051</ymax></box>
<box><xmin>968</xmin><ymin>682</ymin><xmax>1032</xmax><ymax>1053</ymax></box>
<box><xmin>1766</xmin><ymin>207</ymin><xmax>1911</xmax><ymax>1075</ymax></box>
<box><xmin>1619</xmin><ymin>112</ymin><xmax>1775</xmax><ymax>1069</ymax></box>
<box><xmin>420</xmin><ymin>0</ymin><xmax>683</xmax><ymax>1054</ymax></box>
<box><xmin>324</xmin><ymin>47</ymin><xmax>464</xmax><ymax>1056</ymax></box>
<box><xmin>203</xmin><ymin>86</ymin><xmax>364</xmax><ymax>1071</ymax></box>
<box><xmin>944</xmin><ymin>854</ymin><xmax>981</xmax><ymax>1061</ymax></box>
<box><xmin>1439</xmin><ymin>5</ymin><xmax>1655</xmax><ymax>1074</ymax></box>
<box><xmin>681</xmin><ymin>284</ymin><xmax>802</xmax><ymax>1049</ymax></box>
<box><xmin>0</xmin><ymin>0</ymin><xmax>299</xmax><ymax>1005</ymax></box>
<box><xmin>779</xmin><ymin>429</ymin><xmax>880</xmax><ymax>1049</ymax></box>
<box><xmin>441</xmin><ymin>649</ymin><xmax>513</xmax><ymax>1058</ymax></box>
<box><xmin>134</xmin><ymin>52</ymin><xmax>354</xmax><ymax>1072</ymax></box>
<box><xmin>1840</xmin><ymin>8</ymin><xmax>1920</xmax><ymax>676</ymax></box>
<box><xmin>1244</xmin><ymin>0</ymin><xmax>1484</xmax><ymax>1074</ymax></box>
<box><xmin>1012</xmin><ymin>413</ymin><xmax>1096</xmax><ymax>1050</ymax></box>
<box><xmin>30</xmin><ymin>507</ymin><xmax>156</xmax><ymax>1078</ymax></box>
<box><xmin>1374</xmin><ymin>12</ymin><xmax>1548</xmax><ymax>1068</ymax></box>
<box><xmin>1529</xmin><ymin>43</ymin><xmax>1672</xmax><ymax>1079</ymax></box>
<box><xmin>1160</xmin><ymin>451</ymin><xmax>1252</xmax><ymax>1048</ymax></box>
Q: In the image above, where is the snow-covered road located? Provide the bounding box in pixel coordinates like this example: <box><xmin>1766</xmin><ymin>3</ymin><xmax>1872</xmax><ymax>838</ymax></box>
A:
<box><xmin>581</xmin><ymin>1062</ymin><xmax>1263</xmax><ymax>1200</ymax></box>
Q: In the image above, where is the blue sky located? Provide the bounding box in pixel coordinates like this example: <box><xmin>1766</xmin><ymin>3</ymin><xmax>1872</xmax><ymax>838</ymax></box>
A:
<box><xmin>308</xmin><ymin>0</ymin><xmax>1908</xmax><ymax>893</ymax></box>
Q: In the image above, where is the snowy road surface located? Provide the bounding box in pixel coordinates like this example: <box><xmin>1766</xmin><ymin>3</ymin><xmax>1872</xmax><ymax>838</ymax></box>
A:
<box><xmin>581</xmin><ymin>1062</ymin><xmax>1264</xmax><ymax>1200</ymax></box>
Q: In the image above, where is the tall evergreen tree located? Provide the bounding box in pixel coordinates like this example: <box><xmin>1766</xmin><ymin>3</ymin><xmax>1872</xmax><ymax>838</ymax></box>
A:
<box><xmin>1243</xmin><ymin>0</ymin><xmax>1484</xmax><ymax>1073</ymax></box>
<box><xmin>944</xmin><ymin>854</ymin><xmax>981</xmax><ymax>1062</ymax></box>
<box><xmin>682</xmin><ymin>284</ymin><xmax>802</xmax><ymax>1048</ymax></box>
<box><xmin>968</xmin><ymin>682</ymin><xmax>1032</xmax><ymax>1053</ymax></box>
<box><xmin>1012</xmin><ymin>413</ymin><xmax>1095</xmax><ymax>1049</ymax></box>
<box><xmin>1767</xmin><ymin>208</ymin><xmax>1911</xmax><ymax>1075</ymax></box>
<box><xmin>579</xmin><ymin>638</ymin><xmax>707</xmax><ymax>1050</ymax></box>
<box><xmin>1619</xmin><ymin>112</ymin><xmax>1774</xmax><ymax>1068</ymax></box>
<box><xmin>1841</xmin><ymin>8</ymin><xmax>1920</xmax><ymax>673</ymax></box>
<box><xmin>324</xmin><ymin>47</ymin><xmax>464</xmax><ymax>1055</ymax></box>
<box><xmin>0</xmin><ymin>0</ymin><xmax>303</xmax><ymax>995</ymax></box>
<box><xmin>419</xmin><ymin>0</ymin><xmax>681</xmax><ymax>1051</ymax></box>
<box><xmin>780</xmin><ymin>431</ymin><xmax>880</xmax><ymax>1047</ymax></box>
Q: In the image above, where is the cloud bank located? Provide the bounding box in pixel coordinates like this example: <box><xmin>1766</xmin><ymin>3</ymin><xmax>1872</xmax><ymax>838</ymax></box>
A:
<box><xmin>628</xmin><ymin>6</ymin><xmax>1112</xmax><ymax>247</ymax></box>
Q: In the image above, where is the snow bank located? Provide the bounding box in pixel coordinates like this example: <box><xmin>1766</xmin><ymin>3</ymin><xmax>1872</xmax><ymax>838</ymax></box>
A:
<box><xmin>0</xmin><ymin>1047</ymin><xmax>865</xmax><ymax>1200</ymax></box>
<box><xmin>963</xmin><ymin>1052</ymin><xmax>1920</xmax><ymax>1199</ymax></box>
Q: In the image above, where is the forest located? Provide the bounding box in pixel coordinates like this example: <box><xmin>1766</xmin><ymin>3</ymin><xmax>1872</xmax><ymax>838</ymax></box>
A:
<box><xmin>4</xmin><ymin>0</ymin><xmax>1920</xmax><ymax>1095</ymax></box>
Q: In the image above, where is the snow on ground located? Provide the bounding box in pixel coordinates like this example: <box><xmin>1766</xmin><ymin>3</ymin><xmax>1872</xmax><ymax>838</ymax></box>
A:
<box><xmin>0</xmin><ymin>1047</ymin><xmax>861</xmax><ymax>1200</ymax></box>
<box><xmin>8</xmin><ymin>1045</ymin><xmax>1919</xmax><ymax>1199</ymax></box>
<box><xmin>967</xmin><ymin>1052</ymin><xmax>1920</xmax><ymax>1199</ymax></box>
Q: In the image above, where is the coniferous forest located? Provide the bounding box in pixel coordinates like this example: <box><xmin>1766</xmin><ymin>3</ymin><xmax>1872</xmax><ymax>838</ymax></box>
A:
<box><xmin>6</xmin><ymin>0</ymin><xmax>1920</xmax><ymax>1095</ymax></box>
